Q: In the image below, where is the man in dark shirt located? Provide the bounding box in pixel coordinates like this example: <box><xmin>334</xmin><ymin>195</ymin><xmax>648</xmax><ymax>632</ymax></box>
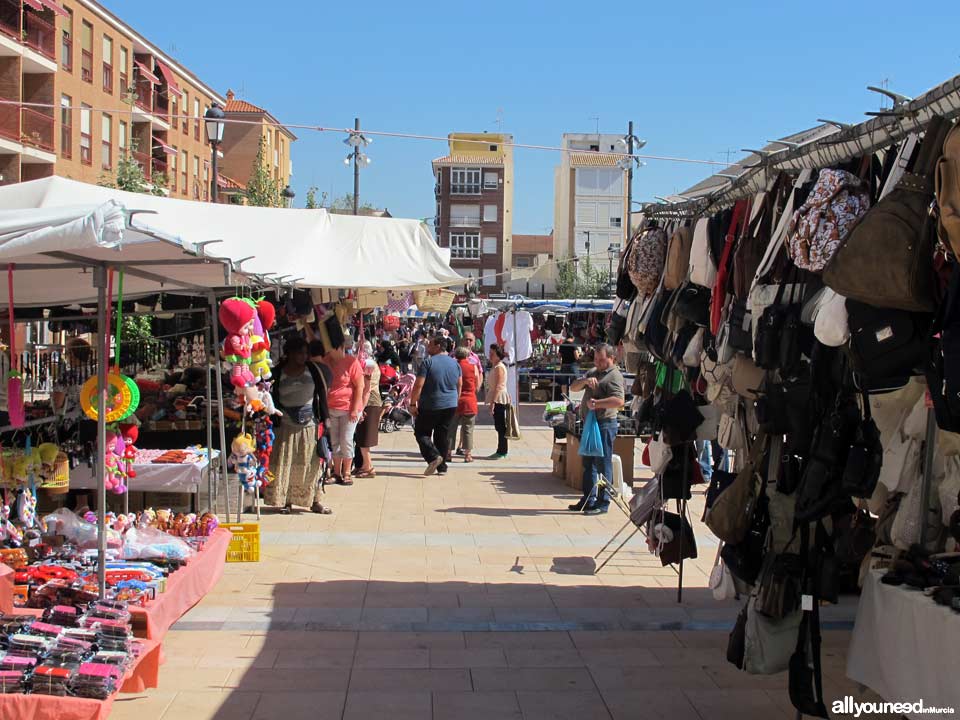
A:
<box><xmin>569</xmin><ymin>344</ymin><xmax>625</xmax><ymax>514</ymax></box>
<box><xmin>409</xmin><ymin>335</ymin><xmax>462</xmax><ymax>476</ymax></box>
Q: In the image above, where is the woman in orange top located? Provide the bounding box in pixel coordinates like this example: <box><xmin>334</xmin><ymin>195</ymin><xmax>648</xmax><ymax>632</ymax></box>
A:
<box><xmin>448</xmin><ymin>346</ymin><xmax>480</xmax><ymax>463</ymax></box>
<box><xmin>321</xmin><ymin>340</ymin><xmax>364</xmax><ymax>485</ymax></box>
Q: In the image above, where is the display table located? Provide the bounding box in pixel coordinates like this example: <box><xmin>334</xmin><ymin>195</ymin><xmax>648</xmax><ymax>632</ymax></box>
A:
<box><xmin>70</xmin><ymin>451</ymin><xmax>219</xmax><ymax>494</ymax></box>
<box><xmin>130</xmin><ymin>526</ymin><xmax>232</xmax><ymax>640</ymax></box>
<box><xmin>0</xmin><ymin>561</ymin><xmax>12</xmax><ymax>614</ymax></box>
<box><xmin>847</xmin><ymin>570</ymin><xmax>960</xmax><ymax>718</ymax></box>
<box><xmin>0</xmin><ymin>636</ymin><xmax>160</xmax><ymax>720</ymax></box>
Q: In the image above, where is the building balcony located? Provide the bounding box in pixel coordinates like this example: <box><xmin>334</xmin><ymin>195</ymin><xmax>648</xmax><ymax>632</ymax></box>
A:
<box><xmin>450</xmin><ymin>183</ymin><xmax>482</xmax><ymax>195</ymax></box>
<box><xmin>20</xmin><ymin>106</ymin><xmax>53</xmax><ymax>152</ymax></box>
<box><xmin>0</xmin><ymin>0</ymin><xmax>18</xmax><ymax>43</ymax></box>
<box><xmin>22</xmin><ymin>10</ymin><xmax>54</xmax><ymax>61</ymax></box>
<box><xmin>0</xmin><ymin>96</ymin><xmax>19</xmax><ymax>143</ymax></box>
<box><xmin>130</xmin><ymin>148</ymin><xmax>150</xmax><ymax>180</ymax></box>
<box><xmin>151</xmin><ymin>156</ymin><xmax>167</xmax><ymax>184</ymax></box>
<box><xmin>448</xmin><ymin>215</ymin><xmax>481</xmax><ymax>228</ymax></box>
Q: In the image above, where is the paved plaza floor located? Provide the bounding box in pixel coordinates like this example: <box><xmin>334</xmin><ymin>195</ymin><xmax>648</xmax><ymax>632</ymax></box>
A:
<box><xmin>109</xmin><ymin>412</ymin><xmax>887</xmax><ymax>720</ymax></box>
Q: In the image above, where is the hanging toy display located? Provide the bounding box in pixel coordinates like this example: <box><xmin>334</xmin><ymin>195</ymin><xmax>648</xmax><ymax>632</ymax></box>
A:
<box><xmin>0</xmin><ymin>493</ymin><xmax>22</xmax><ymax>546</ymax></box>
<box><xmin>118</xmin><ymin>423</ymin><xmax>139</xmax><ymax>481</ymax></box>
<box><xmin>228</xmin><ymin>433</ymin><xmax>259</xmax><ymax>493</ymax></box>
<box><xmin>6</xmin><ymin>264</ymin><xmax>24</xmax><ymax>428</ymax></box>
<box><xmin>17</xmin><ymin>487</ymin><xmax>36</xmax><ymax>528</ymax></box>
<box><xmin>218</xmin><ymin>297</ymin><xmax>262</xmax><ymax>411</ymax></box>
<box><xmin>103</xmin><ymin>429</ymin><xmax>128</xmax><ymax>495</ymax></box>
<box><xmin>249</xmin><ymin>298</ymin><xmax>276</xmax><ymax>382</ymax></box>
<box><xmin>254</xmin><ymin>417</ymin><xmax>275</xmax><ymax>488</ymax></box>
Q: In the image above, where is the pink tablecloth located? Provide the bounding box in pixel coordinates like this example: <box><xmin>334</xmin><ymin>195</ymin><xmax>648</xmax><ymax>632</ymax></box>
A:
<box><xmin>0</xmin><ymin>636</ymin><xmax>160</xmax><ymax>720</ymax></box>
<box><xmin>129</xmin><ymin>527</ymin><xmax>232</xmax><ymax>641</ymax></box>
<box><xmin>0</xmin><ymin>562</ymin><xmax>12</xmax><ymax>614</ymax></box>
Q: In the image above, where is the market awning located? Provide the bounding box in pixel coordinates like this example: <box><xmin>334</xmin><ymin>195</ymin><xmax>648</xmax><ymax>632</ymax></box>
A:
<box><xmin>134</xmin><ymin>61</ymin><xmax>160</xmax><ymax>85</ymax></box>
<box><xmin>22</xmin><ymin>0</ymin><xmax>43</xmax><ymax>11</ymax></box>
<box><xmin>152</xmin><ymin>135</ymin><xmax>176</xmax><ymax>156</ymax></box>
<box><xmin>0</xmin><ymin>177</ymin><xmax>463</xmax><ymax>292</ymax></box>
<box><xmin>38</xmin><ymin>0</ymin><xmax>69</xmax><ymax>17</ymax></box>
<box><xmin>155</xmin><ymin>60</ymin><xmax>181</xmax><ymax>95</ymax></box>
<box><xmin>0</xmin><ymin>201</ymin><xmax>237</xmax><ymax>306</ymax></box>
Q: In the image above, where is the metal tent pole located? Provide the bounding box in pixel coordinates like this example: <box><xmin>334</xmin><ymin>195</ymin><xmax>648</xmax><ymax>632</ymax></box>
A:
<box><xmin>204</xmin><ymin>307</ymin><xmax>214</xmax><ymax>513</ymax></box>
<box><xmin>208</xmin><ymin>294</ymin><xmax>230</xmax><ymax>519</ymax></box>
<box><xmin>94</xmin><ymin>266</ymin><xmax>108</xmax><ymax>598</ymax></box>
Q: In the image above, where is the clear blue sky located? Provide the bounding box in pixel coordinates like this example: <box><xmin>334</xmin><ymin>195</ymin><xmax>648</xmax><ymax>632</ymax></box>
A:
<box><xmin>103</xmin><ymin>0</ymin><xmax>959</xmax><ymax>233</ymax></box>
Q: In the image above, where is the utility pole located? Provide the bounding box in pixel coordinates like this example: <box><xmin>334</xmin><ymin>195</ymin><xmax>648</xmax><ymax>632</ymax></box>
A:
<box><xmin>626</xmin><ymin>120</ymin><xmax>634</xmax><ymax>244</ymax></box>
<box><xmin>353</xmin><ymin>117</ymin><xmax>360</xmax><ymax>215</ymax></box>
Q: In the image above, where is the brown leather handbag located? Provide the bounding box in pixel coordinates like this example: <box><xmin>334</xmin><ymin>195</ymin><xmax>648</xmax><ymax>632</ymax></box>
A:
<box><xmin>823</xmin><ymin>116</ymin><xmax>953</xmax><ymax>311</ymax></box>
<box><xmin>705</xmin><ymin>434</ymin><xmax>767</xmax><ymax>544</ymax></box>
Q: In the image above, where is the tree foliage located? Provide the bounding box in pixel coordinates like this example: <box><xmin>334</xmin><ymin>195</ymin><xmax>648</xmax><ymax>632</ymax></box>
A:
<box><xmin>305</xmin><ymin>186</ymin><xmax>321</xmax><ymax>209</ymax></box>
<box><xmin>98</xmin><ymin>141</ymin><xmax>166</xmax><ymax>196</ymax></box>
<box><xmin>555</xmin><ymin>256</ymin><xmax>611</xmax><ymax>298</ymax></box>
<box><xmin>244</xmin><ymin>136</ymin><xmax>280</xmax><ymax>207</ymax></box>
<box><xmin>329</xmin><ymin>193</ymin><xmax>375</xmax><ymax>213</ymax></box>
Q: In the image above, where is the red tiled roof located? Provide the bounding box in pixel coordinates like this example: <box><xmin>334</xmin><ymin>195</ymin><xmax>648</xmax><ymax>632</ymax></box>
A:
<box><xmin>432</xmin><ymin>153</ymin><xmax>503</xmax><ymax>167</ymax></box>
<box><xmin>513</xmin><ymin>233</ymin><xmax>553</xmax><ymax>255</ymax></box>
<box><xmin>224</xmin><ymin>98</ymin><xmax>266</xmax><ymax>114</ymax></box>
<box><xmin>569</xmin><ymin>151</ymin><xmax>623</xmax><ymax>167</ymax></box>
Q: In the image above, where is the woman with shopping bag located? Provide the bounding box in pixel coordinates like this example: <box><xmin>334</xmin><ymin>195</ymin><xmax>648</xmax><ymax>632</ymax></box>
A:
<box><xmin>568</xmin><ymin>344</ymin><xmax>626</xmax><ymax>515</ymax></box>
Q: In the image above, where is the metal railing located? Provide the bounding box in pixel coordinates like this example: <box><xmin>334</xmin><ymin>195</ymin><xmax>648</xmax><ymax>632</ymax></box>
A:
<box><xmin>448</xmin><ymin>215</ymin><xmax>481</xmax><ymax>227</ymax></box>
<box><xmin>151</xmin><ymin>156</ymin><xmax>167</xmax><ymax>182</ymax></box>
<box><xmin>23</xmin><ymin>10</ymin><xmax>55</xmax><ymax>60</ymax></box>
<box><xmin>0</xmin><ymin>0</ymin><xmax>18</xmax><ymax>41</ymax></box>
<box><xmin>131</xmin><ymin>148</ymin><xmax>150</xmax><ymax>179</ymax></box>
<box><xmin>450</xmin><ymin>183</ymin><xmax>482</xmax><ymax>194</ymax></box>
<box><xmin>134</xmin><ymin>82</ymin><xmax>151</xmax><ymax>111</ymax></box>
<box><xmin>21</xmin><ymin>107</ymin><xmax>54</xmax><ymax>151</ymax></box>
<box><xmin>0</xmin><ymin>96</ymin><xmax>19</xmax><ymax>143</ymax></box>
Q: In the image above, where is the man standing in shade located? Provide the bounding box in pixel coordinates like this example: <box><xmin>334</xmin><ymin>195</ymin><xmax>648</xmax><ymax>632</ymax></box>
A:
<box><xmin>568</xmin><ymin>344</ymin><xmax>624</xmax><ymax>515</ymax></box>
<box><xmin>409</xmin><ymin>335</ymin><xmax>462</xmax><ymax>476</ymax></box>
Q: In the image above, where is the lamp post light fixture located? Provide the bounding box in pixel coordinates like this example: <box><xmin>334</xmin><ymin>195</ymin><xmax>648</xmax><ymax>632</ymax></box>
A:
<box><xmin>204</xmin><ymin>103</ymin><xmax>226</xmax><ymax>203</ymax></box>
<box><xmin>281</xmin><ymin>185</ymin><xmax>295</xmax><ymax>208</ymax></box>
<box><xmin>607</xmin><ymin>242</ymin><xmax>620</xmax><ymax>297</ymax></box>
<box><xmin>343</xmin><ymin>117</ymin><xmax>372</xmax><ymax>215</ymax></box>
<box><xmin>616</xmin><ymin>123</ymin><xmax>646</xmax><ymax>242</ymax></box>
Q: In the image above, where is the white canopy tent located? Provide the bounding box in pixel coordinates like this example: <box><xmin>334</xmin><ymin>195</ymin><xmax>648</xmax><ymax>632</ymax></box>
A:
<box><xmin>0</xmin><ymin>177</ymin><xmax>462</xmax><ymax>294</ymax></box>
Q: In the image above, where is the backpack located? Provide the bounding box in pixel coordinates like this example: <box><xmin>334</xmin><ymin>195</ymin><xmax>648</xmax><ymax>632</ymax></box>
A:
<box><xmin>937</xmin><ymin>121</ymin><xmax>960</xmax><ymax>257</ymax></box>
<box><xmin>663</xmin><ymin>226</ymin><xmax>693</xmax><ymax>290</ymax></box>
<box><xmin>823</xmin><ymin>116</ymin><xmax>953</xmax><ymax>312</ymax></box>
<box><xmin>786</xmin><ymin>169</ymin><xmax>870</xmax><ymax>273</ymax></box>
<box><xmin>627</xmin><ymin>225</ymin><xmax>668</xmax><ymax>299</ymax></box>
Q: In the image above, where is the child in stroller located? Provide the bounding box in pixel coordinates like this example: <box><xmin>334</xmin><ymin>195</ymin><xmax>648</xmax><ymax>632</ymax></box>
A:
<box><xmin>379</xmin><ymin>372</ymin><xmax>416</xmax><ymax>432</ymax></box>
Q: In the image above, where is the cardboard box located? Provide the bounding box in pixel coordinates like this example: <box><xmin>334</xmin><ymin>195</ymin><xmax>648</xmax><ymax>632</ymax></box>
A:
<box><xmin>551</xmin><ymin>442</ymin><xmax>566</xmax><ymax>480</ymax></box>
<box><xmin>532</xmin><ymin>388</ymin><xmax>551</xmax><ymax>402</ymax></box>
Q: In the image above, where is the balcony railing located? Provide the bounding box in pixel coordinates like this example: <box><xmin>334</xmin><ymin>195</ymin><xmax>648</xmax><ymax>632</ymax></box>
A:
<box><xmin>21</xmin><ymin>107</ymin><xmax>54</xmax><ymax>152</ymax></box>
<box><xmin>102</xmin><ymin>63</ymin><xmax>112</xmax><ymax>94</ymax></box>
<box><xmin>151</xmin><ymin>157</ymin><xmax>167</xmax><ymax>184</ymax></box>
<box><xmin>131</xmin><ymin>149</ymin><xmax>150</xmax><ymax>179</ymax></box>
<box><xmin>0</xmin><ymin>0</ymin><xmax>19</xmax><ymax>42</ymax></box>
<box><xmin>0</xmin><ymin>97</ymin><xmax>18</xmax><ymax>142</ymax></box>
<box><xmin>80</xmin><ymin>49</ymin><xmax>92</xmax><ymax>82</ymax></box>
<box><xmin>134</xmin><ymin>82</ymin><xmax>151</xmax><ymax>112</ymax></box>
<box><xmin>23</xmin><ymin>11</ymin><xmax>55</xmax><ymax>61</ymax></box>
<box><xmin>450</xmin><ymin>183</ymin><xmax>482</xmax><ymax>195</ymax></box>
<box><xmin>448</xmin><ymin>215</ymin><xmax>481</xmax><ymax>227</ymax></box>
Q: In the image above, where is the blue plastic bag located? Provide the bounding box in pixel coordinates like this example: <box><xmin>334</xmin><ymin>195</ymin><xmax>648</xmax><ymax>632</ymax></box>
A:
<box><xmin>578</xmin><ymin>410</ymin><xmax>605</xmax><ymax>457</ymax></box>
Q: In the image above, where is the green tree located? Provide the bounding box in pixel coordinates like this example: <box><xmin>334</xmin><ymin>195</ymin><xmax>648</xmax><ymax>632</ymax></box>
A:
<box><xmin>244</xmin><ymin>137</ymin><xmax>280</xmax><ymax>207</ymax></box>
<box><xmin>98</xmin><ymin>141</ymin><xmax>166</xmax><ymax>196</ymax></box>
<box><xmin>305</xmin><ymin>186</ymin><xmax>320</xmax><ymax>209</ymax></box>
<box><xmin>329</xmin><ymin>193</ymin><xmax>375</xmax><ymax>213</ymax></box>
<box><xmin>555</xmin><ymin>256</ymin><xmax>611</xmax><ymax>298</ymax></box>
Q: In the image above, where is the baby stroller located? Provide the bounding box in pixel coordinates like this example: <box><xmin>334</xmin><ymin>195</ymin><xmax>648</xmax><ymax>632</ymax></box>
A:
<box><xmin>380</xmin><ymin>372</ymin><xmax>415</xmax><ymax>432</ymax></box>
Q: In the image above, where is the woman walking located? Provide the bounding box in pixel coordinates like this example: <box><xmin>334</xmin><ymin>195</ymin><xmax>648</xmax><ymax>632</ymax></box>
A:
<box><xmin>486</xmin><ymin>344</ymin><xmax>510</xmax><ymax>460</ymax></box>
<box><xmin>265</xmin><ymin>336</ymin><xmax>332</xmax><ymax>515</ymax></box>
<box><xmin>322</xmin><ymin>338</ymin><xmax>364</xmax><ymax>486</ymax></box>
<box><xmin>355</xmin><ymin>341</ymin><xmax>382</xmax><ymax>477</ymax></box>
<box><xmin>448</xmin><ymin>345</ymin><xmax>480</xmax><ymax>463</ymax></box>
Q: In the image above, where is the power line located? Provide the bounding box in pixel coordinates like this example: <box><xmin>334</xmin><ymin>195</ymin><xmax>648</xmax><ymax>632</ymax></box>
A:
<box><xmin>0</xmin><ymin>99</ymin><xmax>730</xmax><ymax>167</ymax></box>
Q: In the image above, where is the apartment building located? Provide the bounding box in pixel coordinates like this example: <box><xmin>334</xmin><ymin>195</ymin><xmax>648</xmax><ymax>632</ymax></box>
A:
<box><xmin>432</xmin><ymin>132</ymin><xmax>513</xmax><ymax>292</ymax></box>
<box><xmin>0</xmin><ymin>0</ymin><xmax>292</xmax><ymax>202</ymax></box>
<box><xmin>553</xmin><ymin>133</ymin><xmax>628</xmax><ymax>263</ymax></box>
<box><xmin>219</xmin><ymin>89</ymin><xmax>295</xmax><ymax>198</ymax></box>
<box><xmin>504</xmin><ymin>233</ymin><xmax>555</xmax><ymax>296</ymax></box>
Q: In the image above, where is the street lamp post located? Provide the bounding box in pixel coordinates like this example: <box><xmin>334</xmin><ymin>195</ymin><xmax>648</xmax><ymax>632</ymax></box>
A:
<box><xmin>617</xmin><ymin>123</ymin><xmax>646</xmax><ymax>243</ymax></box>
<box><xmin>204</xmin><ymin>104</ymin><xmax>225</xmax><ymax>203</ymax></box>
<box><xmin>607</xmin><ymin>243</ymin><xmax>620</xmax><ymax>298</ymax></box>
<box><xmin>343</xmin><ymin>118</ymin><xmax>372</xmax><ymax>215</ymax></box>
<box><xmin>281</xmin><ymin>185</ymin><xmax>295</xmax><ymax>208</ymax></box>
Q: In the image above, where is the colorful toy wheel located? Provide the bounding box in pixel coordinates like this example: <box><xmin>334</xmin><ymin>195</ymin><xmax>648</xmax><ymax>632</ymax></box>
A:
<box><xmin>80</xmin><ymin>372</ymin><xmax>138</xmax><ymax>422</ymax></box>
<box><xmin>117</xmin><ymin>375</ymin><xmax>140</xmax><ymax>422</ymax></box>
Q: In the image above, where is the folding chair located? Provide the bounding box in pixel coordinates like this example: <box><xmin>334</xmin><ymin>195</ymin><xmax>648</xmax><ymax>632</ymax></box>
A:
<box><xmin>593</xmin><ymin>476</ymin><xmax>661</xmax><ymax>573</ymax></box>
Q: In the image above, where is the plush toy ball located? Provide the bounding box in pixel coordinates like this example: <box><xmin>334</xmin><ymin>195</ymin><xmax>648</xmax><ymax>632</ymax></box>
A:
<box><xmin>256</xmin><ymin>299</ymin><xmax>276</xmax><ymax>330</ymax></box>
<box><xmin>219</xmin><ymin>298</ymin><xmax>256</xmax><ymax>333</ymax></box>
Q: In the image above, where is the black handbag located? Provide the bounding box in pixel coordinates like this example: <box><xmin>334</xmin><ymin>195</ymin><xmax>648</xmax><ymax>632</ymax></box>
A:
<box><xmin>727</xmin><ymin>602</ymin><xmax>748</xmax><ymax>669</ymax></box>
<box><xmin>671</xmin><ymin>282</ymin><xmax>712</xmax><ymax>328</ymax></box>
<box><xmin>795</xmin><ymin>397</ymin><xmax>860</xmax><ymax>523</ymax></box>
<box><xmin>755</xmin><ymin>551</ymin><xmax>803</xmax><ymax>620</ymax></box>
<box><xmin>840</xmin><ymin>393</ymin><xmax>883</xmax><ymax>499</ymax></box>
<box><xmin>720</xmin><ymin>491</ymin><xmax>770</xmax><ymax>585</ymax></box>
<box><xmin>661</xmin><ymin>444</ymin><xmax>695</xmax><ymax>501</ymax></box>
<box><xmin>847</xmin><ymin>299</ymin><xmax>931</xmax><ymax>384</ymax></box>
<box><xmin>654</xmin><ymin>509</ymin><xmax>698</xmax><ymax>566</ymax></box>
<box><xmin>705</xmin><ymin>469</ymin><xmax>737</xmax><ymax>510</ymax></box>
<box><xmin>658</xmin><ymin>389</ymin><xmax>703</xmax><ymax>446</ymax></box>
<box><xmin>616</xmin><ymin>232</ymin><xmax>640</xmax><ymax>301</ymax></box>
<box><xmin>725</xmin><ymin>299</ymin><xmax>754</xmax><ymax>353</ymax></box>
<box><xmin>640</xmin><ymin>287</ymin><xmax>675</xmax><ymax>363</ymax></box>
<box><xmin>927</xmin><ymin>262</ymin><xmax>960</xmax><ymax>432</ymax></box>
<box><xmin>755</xmin><ymin>269</ymin><xmax>805</xmax><ymax>371</ymax></box>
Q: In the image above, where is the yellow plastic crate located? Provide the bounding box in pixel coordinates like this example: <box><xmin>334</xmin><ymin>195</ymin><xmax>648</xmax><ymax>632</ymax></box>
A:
<box><xmin>225</xmin><ymin>523</ymin><xmax>260</xmax><ymax>562</ymax></box>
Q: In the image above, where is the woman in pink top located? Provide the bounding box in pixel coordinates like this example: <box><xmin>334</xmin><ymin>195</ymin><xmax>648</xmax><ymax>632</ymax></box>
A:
<box><xmin>322</xmin><ymin>340</ymin><xmax>364</xmax><ymax>485</ymax></box>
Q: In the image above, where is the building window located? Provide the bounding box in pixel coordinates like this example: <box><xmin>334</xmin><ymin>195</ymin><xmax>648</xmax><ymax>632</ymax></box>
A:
<box><xmin>80</xmin><ymin>21</ymin><xmax>93</xmax><ymax>83</ymax></box>
<box><xmin>435</xmin><ymin>171</ymin><xmax>442</xmax><ymax>194</ymax></box>
<box><xmin>483</xmin><ymin>172</ymin><xmax>497</xmax><ymax>190</ymax></box>
<box><xmin>118</xmin><ymin>120</ymin><xmax>126</xmax><ymax>155</ymax></box>
<box><xmin>482</xmin><ymin>237</ymin><xmax>497</xmax><ymax>255</ymax></box>
<box><xmin>119</xmin><ymin>46</ymin><xmax>128</xmax><ymax>93</ymax></box>
<box><xmin>79</xmin><ymin>104</ymin><xmax>91</xmax><ymax>165</ymax></box>
<box><xmin>182</xmin><ymin>91</ymin><xmax>189</xmax><ymax>134</ymax></box>
<box><xmin>61</xmin><ymin>8</ymin><xmax>72</xmax><ymax>72</ymax></box>
<box><xmin>515</xmin><ymin>256</ymin><xmax>532</xmax><ymax>268</ymax></box>
<box><xmin>203</xmin><ymin>160</ymin><xmax>209</xmax><ymax>200</ymax></box>
<box><xmin>482</xmin><ymin>270</ymin><xmax>496</xmax><ymax>287</ymax></box>
<box><xmin>193</xmin><ymin>99</ymin><xmax>200</xmax><ymax>140</ymax></box>
<box><xmin>180</xmin><ymin>150</ymin><xmax>188</xmax><ymax>194</ymax></box>
<box><xmin>489</xmin><ymin>145</ymin><xmax>498</xmax><ymax>151</ymax></box>
<box><xmin>101</xmin><ymin>114</ymin><xmax>111</xmax><ymax>170</ymax></box>
<box><xmin>59</xmin><ymin>95</ymin><xmax>72</xmax><ymax>159</ymax></box>
<box><xmin>609</xmin><ymin>216</ymin><xmax>622</xmax><ymax>228</ymax></box>
<box><xmin>449</xmin><ymin>232</ymin><xmax>480</xmax><ymax>259</ymax></box>
<box><xmin>101</xmin><ymin>35</ymin><xmax>113</xmax><ymax>94</ymax></box>
<box><xmin>192</xmin><ymin>156</ymin><xmax>200</xmax><ymax>198</ymax></box>
<box><xmin>450</xmin><ymin>167</ymin><xmax>481</xmax><ymax>194</ymax></box>
<box><xmin>170</xmin><ymin>95</ymin><xmax>177</xmax><ymax>129</ymax></box>
<box><xmin>449</xmin><ymin>204</ymin><xmax>480</xmax><ymax>227</ymax></box>
<box><xmin>169</xmin><ymin>150</ymin><xmax>177</xmax><ymax>192</ymax></box>
<box><xmin>483</xmin><ymin>205</ymin><xmax>497</xmax><ymax>222</ymax></box>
